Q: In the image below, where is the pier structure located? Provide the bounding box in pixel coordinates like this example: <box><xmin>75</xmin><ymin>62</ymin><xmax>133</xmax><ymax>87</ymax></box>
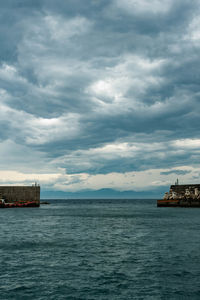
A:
<box><xmin>158</xmin><ymin>184</ymin><xmax>200</xmax><ymax>207</ymax></box>
<box><xmin>0</xmin><ymin>185</ymin><xmax>40</xmax><ymax>207</ymax></box>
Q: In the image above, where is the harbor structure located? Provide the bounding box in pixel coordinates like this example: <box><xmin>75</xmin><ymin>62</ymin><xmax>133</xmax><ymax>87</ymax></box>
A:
<box><xmin>157</xmin><ymin>183</ymin><xmax>200</xmax><ymax>207</ymax></box>
<box><xmin>0</xmin><ymin>184</ymin><xmax>40</xmax><ymax>208</ymax></box>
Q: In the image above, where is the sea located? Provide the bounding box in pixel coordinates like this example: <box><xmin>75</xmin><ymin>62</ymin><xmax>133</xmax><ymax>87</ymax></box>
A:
<box><xmin>0</xmin><ymin>199</ymin><xmax>200</xmax><ymax>300</ymax></box>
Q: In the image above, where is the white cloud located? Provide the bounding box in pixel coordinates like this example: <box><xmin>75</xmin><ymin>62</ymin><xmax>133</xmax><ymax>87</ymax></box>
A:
<box><xmin>0</xmin><ymin>170</ymin><xmax>61</xmax><ymax>185</ymax></box>
<box><xmin>184</xmin><ymin>15</ymin><xmax>200</xmax><ymax>45</ymax></box>
<box><xmin>0</xmin><ymin>103</ymin><xmax>81</xmax><ymax>145</ymax></box>
<box><xmin>50</xmin><ymin>137</ymin><xmax>200</xmax><ymax>176</ymax></box>
<box><xmin>114</xmin><ymin>0</ymin><xmax>173</xmax><ymax>15</ymax></box>
<box><xmin>0</xmin><ymin>165</ymin><xmax>197</xmax><ymax>192</ymax></box>
<box><xmin>17</xmin><ymin>14</ymin><xmax>93</xmax><ymax>86</ymax></box>
<box><xmin>25</xmin><ymin>113</ymin><xmax>81</xmax><ymax>145</ymax></box>
<box><xmin>87</xmin><ymin>54</ymin><xmax>165</xmax><ymax>113</ymax></box>
<box><xmin>172</xmin><ymin>139</ymin><xmax>200</xmax><ymax>149</ymax></box>
<box><xmin>40</xmin><ymin>166</ymin><xmax>200</xmax><ymax>192</ymax></box>
<box><xmin>0</xmin><ymin>63</ymin><xmax>27</xmax><ymax>85</ymax></box>
<box><xmin>44</xmin><ymin>15</ymin><xmax>92</xmax><ymax>41</ymax></box>
<box><xmin>0</xmin><ymin>140</ymin><xmax>48</xmax><ymax>172</ymax></box>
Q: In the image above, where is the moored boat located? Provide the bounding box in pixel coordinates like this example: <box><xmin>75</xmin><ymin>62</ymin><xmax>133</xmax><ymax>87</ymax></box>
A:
<box><xmin>0</xmin><ymin>199</ymin><xmax>40</xmax><ymax>208</ymax></box>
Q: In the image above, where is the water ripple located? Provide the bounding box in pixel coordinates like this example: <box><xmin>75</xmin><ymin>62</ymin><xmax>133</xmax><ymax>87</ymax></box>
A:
<box><xmin>0</xmin><ymin>199</ymin><xmax>200</xmax><ymax>299</ymax></box>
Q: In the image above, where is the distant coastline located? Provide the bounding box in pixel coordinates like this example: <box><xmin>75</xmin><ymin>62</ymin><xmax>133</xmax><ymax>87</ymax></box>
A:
<box><xmin>41</xmin><ymin>187</ymin><xmax>166</xmax><ymax>199</ymax></box>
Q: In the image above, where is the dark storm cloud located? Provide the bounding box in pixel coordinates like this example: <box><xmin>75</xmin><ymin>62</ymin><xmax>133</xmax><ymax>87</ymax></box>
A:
<box><xmin>0</xmin><ymin>0</ymin><xmax>200</xmax><ymax>190</ymax></box>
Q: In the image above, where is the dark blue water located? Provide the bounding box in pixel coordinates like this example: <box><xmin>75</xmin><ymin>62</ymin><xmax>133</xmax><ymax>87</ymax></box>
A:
<box><xmin>0</xmin><ymin>199</ymin><xmax>200</xmax><ymax>300</ymax></box>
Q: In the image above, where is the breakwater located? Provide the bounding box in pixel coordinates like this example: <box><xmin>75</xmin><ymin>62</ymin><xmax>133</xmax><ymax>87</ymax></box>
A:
<box><xmin>0</xmin><ymin>185</ymin><xmax>40</xmax><ymax>207</ymax></box>
<box><xmin>157</xmin><ymin>184</ymin><xmax>200</xmax><ymax>207</ymax></box>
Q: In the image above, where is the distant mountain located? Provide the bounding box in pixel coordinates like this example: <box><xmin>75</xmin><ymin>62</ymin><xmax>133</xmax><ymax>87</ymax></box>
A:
<box><xmin>41</xmin><ymin>187</ymin><xmax>167</xmax><ymax>199</ymax></box>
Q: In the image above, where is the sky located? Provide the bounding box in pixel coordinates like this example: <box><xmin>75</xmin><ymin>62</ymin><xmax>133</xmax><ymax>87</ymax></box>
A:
<box><xmin>0</xmin><ymin>0</ymin><xmax>200</xmax><ymax>198</ymax></box>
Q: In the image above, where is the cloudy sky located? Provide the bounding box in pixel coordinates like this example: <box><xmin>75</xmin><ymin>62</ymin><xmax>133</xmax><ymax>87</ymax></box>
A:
<box><xmin>1</xmin><ymin>0</ymin><xmax>200</xmax><ymax>197</ymax></box>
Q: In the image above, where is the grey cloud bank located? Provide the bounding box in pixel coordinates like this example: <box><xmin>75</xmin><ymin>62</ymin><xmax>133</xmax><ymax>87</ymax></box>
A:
<box><xmin>0</xmin><ymin>0</ymin><xmax>200</xmax><ymax>197</ymax></box>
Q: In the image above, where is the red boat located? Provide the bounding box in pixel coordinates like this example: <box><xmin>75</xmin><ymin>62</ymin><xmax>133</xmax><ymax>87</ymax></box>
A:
<box><xmin>0</xmin><ymin>199</ymin><xmax>40</xmax><ymax>208</ymax></box>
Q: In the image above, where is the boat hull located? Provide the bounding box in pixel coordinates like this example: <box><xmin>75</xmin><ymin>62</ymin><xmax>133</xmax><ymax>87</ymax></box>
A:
<box><xmin>0</xmin><ymin>201</ymin><xmax>40</xmax><ymax>208</ymax></box>
<box><xmin>157</xmin><ymin>199</ymin><xmax>200</xmax><ymax>207</ymax></box>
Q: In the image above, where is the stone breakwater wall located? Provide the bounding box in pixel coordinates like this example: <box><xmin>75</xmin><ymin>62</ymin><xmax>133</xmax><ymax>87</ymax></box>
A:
<box><xmin>164</xmin><ymin>184</ymin><xmax>200</xmax><ymax>200</ymax></box>
<box><xmin>157</xmin><ymin>184</ymin><xmax>200</xmax><ymax>207</ymax></box>
<box><xmin>0</xmin><ymin>186</ymin><xmax>40</xmax><ymax>203</ymax></box>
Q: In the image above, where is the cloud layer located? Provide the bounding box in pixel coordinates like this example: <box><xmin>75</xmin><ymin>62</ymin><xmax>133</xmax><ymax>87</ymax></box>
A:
<box><xmin>0</xmin><ymin>0</ymin><xmax>200</xmax><ymax>195</ymax></box>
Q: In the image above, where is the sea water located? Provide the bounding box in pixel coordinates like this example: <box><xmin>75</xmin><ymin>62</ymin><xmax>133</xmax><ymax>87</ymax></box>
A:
<box><xmin>0</xmin><ymin>199</ymin><xmax>200</xmax><ymax>300</ymax></box>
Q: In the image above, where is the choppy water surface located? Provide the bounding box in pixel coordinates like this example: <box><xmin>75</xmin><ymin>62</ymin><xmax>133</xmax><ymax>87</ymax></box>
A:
<box><xmin>0</xmin><ymin>199</ymin><xmax>200</xmax><ymax>299</ymax></box>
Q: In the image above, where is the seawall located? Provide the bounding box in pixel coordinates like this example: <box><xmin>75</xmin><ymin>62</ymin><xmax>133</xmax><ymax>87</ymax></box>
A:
<box><xmin>0</xmin><ymin>186</ymin><xmax>40</xmax><ymax>204</ymax></box>
<box><xmin>157</xmin><ymin>184</ymin><xmax>200</xmax><ymax>207</ymax></box>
